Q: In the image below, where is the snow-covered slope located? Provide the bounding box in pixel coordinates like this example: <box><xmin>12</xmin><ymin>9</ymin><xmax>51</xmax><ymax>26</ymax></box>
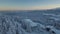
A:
<box><xmin>0</xmin><ymin>15</ymin><xmax>60</xmax><ymax>34</ymax></box>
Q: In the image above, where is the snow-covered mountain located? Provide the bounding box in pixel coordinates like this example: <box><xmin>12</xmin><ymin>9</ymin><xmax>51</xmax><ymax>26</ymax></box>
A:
<box><xmin>0</xmin><ymin>8</ymin><xmax>60</xmax><ymax>34</ymax></box>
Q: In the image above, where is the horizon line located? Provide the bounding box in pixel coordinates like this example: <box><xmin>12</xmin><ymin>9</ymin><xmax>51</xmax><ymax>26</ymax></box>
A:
<box><xmin>0</xmin><ymin>7</ymin><xmax>60</xmax><ymax>11</ymax></box>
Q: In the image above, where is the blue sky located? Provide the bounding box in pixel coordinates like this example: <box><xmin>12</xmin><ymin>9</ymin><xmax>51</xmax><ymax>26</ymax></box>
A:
<box><xmin>0</xmin><ymin>0</ymin><xmax>60</xmax><ymax>10</ymax></box>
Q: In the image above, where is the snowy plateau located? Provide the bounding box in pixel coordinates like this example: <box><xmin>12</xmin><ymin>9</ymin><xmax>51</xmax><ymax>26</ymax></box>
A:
<box><xmin>0</xmin><ymin>9</ymin><xmax>60</xmax><ymax>34</ymax></box>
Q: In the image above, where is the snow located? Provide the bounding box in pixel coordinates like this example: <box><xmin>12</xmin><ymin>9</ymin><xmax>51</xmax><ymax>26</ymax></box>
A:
<box><xmin>22</xmin><ymin>19</ymin><xmax>38</xmax><ymax>27</ymax></box>
<box><xmin>0</xmin><ymin>15</ymin><xmax>60</xmax><ymax>34</ymax></box>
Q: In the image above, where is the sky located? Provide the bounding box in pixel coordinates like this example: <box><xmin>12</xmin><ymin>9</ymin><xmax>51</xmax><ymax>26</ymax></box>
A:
<box><xmin>0</xmin><ymin>0</ymin><xmax>60</xmax><ymax>10</ymax></box>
